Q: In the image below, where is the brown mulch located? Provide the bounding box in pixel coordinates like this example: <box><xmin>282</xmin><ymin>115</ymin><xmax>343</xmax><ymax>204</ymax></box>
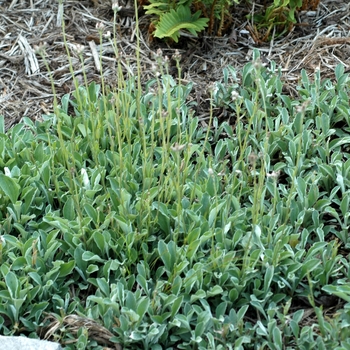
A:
<box><xmin>41</xmin><ymin>314</ymin><xmax>122</xmax><ymax>349</ymax></box>
<box><xmin>0</xmin><ymin>0</ymin><xmax>349</xmax><ymax>130</ymax></box>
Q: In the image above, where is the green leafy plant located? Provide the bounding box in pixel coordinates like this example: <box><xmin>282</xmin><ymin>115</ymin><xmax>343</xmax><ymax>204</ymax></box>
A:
<box><xmin>1</xmin><ymin>48</ymin><xmax>350</xmax><ymax>348</ymax></box>
<box><xmin>142</xmin><ymin>0</ymin><xmax>320</xmax><ymax>42</ymax></box>
<box><xmin>151</xmin><ymin>5</ymin><xmax>209</xmax><ymax>42</ymax></box>
<box><xmin>249</xmin><ymin>0</ymin><xmax>304</xmax><ymax>42</ymax></box>
<box><xmin>0</xmin><ymin>1</ymin><xmax>348</xmax><ymax>346</ymax></box>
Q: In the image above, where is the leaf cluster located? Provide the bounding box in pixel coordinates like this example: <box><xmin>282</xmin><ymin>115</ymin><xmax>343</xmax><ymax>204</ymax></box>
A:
<box><xmin>0</xmin><ymin>53</ymin><xmax>350</xmax><ymax>349</ymax></box>
<box><xmin>141</xmin><ymin>0</ymin><xmax>320</xmax><ymax>42</ymax></box>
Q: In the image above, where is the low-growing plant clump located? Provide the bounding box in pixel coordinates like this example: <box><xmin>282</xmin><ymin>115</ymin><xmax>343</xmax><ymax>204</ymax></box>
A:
<box><xmin>141</xmin><ymin>0</ymin><xmax>321</xmax><ymax>42</ymax></box>
<box><xmin>1</xmin><ymin>44</ymin><xmax>350</xmax><ymax>349</ymax></box>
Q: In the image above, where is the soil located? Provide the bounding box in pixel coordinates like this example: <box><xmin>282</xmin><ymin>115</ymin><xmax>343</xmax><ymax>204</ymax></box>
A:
<box><xmin>0</xmin><ymin>0</ymin><xmax>349</xmax><ymax>130</ymax></box>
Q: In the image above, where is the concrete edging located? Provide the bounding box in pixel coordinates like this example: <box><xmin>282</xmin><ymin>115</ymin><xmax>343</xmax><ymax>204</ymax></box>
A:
<box><xmin>0</xmin><ymin>336</ymin><xmax>62</xmax><ymax>350</ymax></box>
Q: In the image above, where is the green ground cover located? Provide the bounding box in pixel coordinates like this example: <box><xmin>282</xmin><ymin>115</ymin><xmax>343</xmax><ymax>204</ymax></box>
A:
<box><xmin>0</xmin><ymin>47</ymin><xmax>350</xmax><ymax>349</ymax></box>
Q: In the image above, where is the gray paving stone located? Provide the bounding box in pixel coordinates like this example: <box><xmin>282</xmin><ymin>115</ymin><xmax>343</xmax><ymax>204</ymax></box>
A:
<box><xmin>0</xmin><ymin>336</ymin><xmax>62</xmax><ymax>350</ymax></box>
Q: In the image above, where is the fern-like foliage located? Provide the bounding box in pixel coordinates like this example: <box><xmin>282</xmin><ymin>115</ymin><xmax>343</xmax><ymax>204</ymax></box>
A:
<box><xmin>144</xmin><ymin>0</ymin><xmax>192</xmax><ymax>17</ymax></box>
<box><xmin>141</xmin><ymin>0</ymin><xmax>320</xmax><ymax>43</ymax></box>
<box><xmin>153</xmin><ymin>5</ymin><xmax>209</xmax><ymax>42</ymax></box>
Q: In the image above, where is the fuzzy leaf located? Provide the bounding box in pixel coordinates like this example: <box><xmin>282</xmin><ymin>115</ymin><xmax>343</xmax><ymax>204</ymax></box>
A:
<box><xmin>0</xmin><ymin>174</ymin><xmax>20</xmax><ymax>204</ymax></box>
